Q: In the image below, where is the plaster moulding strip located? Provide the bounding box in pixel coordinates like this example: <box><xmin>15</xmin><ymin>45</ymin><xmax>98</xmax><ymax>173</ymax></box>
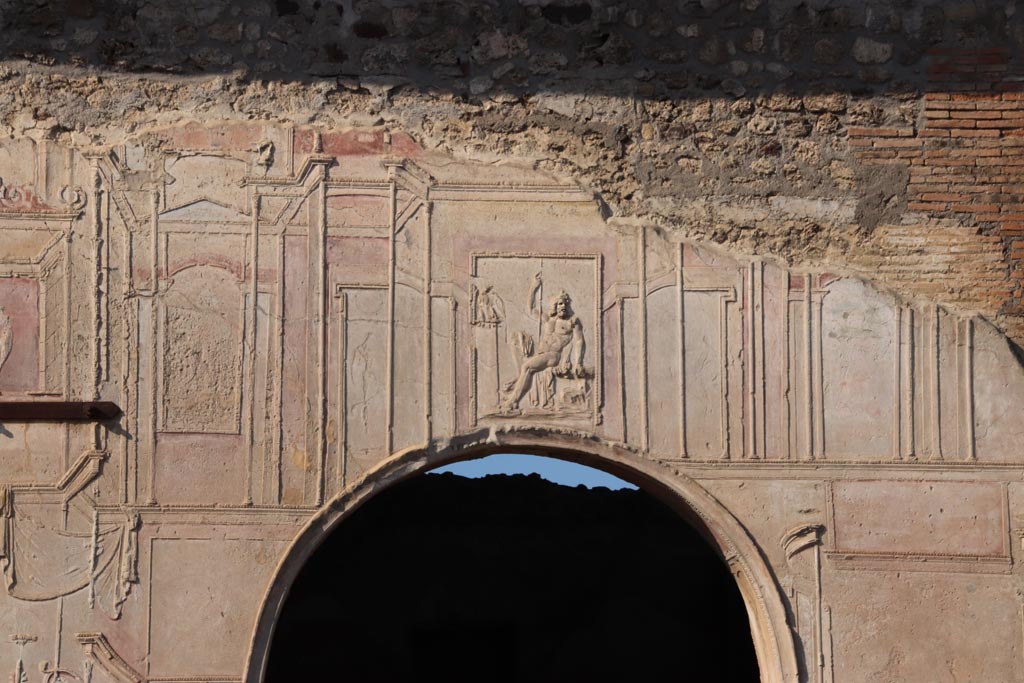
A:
<box><xmin>243</xmin><ymin>195</ymin><xmax>260</xmax><ymax>506</ymax></box>
<box><xmin>803</xmin><ymin>274</ymin><xmax>814</xmax><ymax>460</ymax></box>
<box><xmin>721</xmin><ymin>290</ymin><xmax>734</xmax><ymax>460</ymax></box>
<box><xmin>617</xmin><ymin>297</ymin><xmax>628</xmax><ymax>443</ymax></box>
<box><xmin>311</xmin><ymin>165</ymin><xmax>329</xmax><ymax>505</ymax></box>
<box><xmin>385</xmin><ymin>174</ymin><xmax>397</xmax><ymax>455</ymax></box>
<box><xmin>789</xmin><ymin>277</ymin><xmax>829</xmax><ymax>461</ymax></box>
<box><xmin>928</xmin><ymin>304</ymin><xmax>943</xmax><ymax>460</ymax></box>
<box><xmin>428</xmin><ymin>186</ymin><xmax>590</xmax><ymax>203</ymax></box>
<box><xmin>813</xmin><ymin>286</ymin><xmax>826</xmax><ymax>460</ymax></box>
<box><xmin>675</xmin><ymin>461</ymin><xmax>1024</xmax><ymax>481</ymax></box>
<box><xmin>242</xmin><ymin>153</ymin><xmax>335</xmax><ymax>188</ymax></box>
<box><xmin>745</xmin><ymin>262</ymin><xmax>754</xmax><ymax>460</ymax></box>
<box><xmin>422</xmin><ymin>201</ymin><xmax>434</xmax><ymax>445</ymax></box>
<box><xmin>386</xmin><ymin>159</ymin><xmax>432</xmax><ymax>199</ymax></box>
<box><xmin>146</xmin><ymin>191</ymin><xmax>159</xmax><ymax>505</ymax></box>
<box><xmin>755</xmin><ymin>261</ymin><xmax>766</xmax><ymax>460</ymax></box>
<box><xmin>893</xmin><ymin>305</ymin><xmax>902</xmax><ymax>460</ymax></box>
<box><xmin>638</xmin><ymin>229</ymin><xmax>650</xmax><ymax>453</ymax></box>
<box><xmin>394</xmin><ymin>196</ymin><xmax>422</xmax><ymax>234</ymax></box>
<box><xmin>93</xmin><ymin>505</ymin><xmax>314</xmax><ymax>527</ymax></box>
<box><xmin>323</xmin><ymin>182</ymin><xmax>390</xmax><ymax>194</ymax></box>
<box><xmin>76</xmin><ymin>633</ymin><xmax>143</xmax><ymax>683</ymax></box>
<box><xmin>90</xmin><ymin>161</ymin><xmax>105</xmax><ymax>404</ymax></box>
<box><xmin>677</xmin><ymin>244</ymin><xmax>688</xmax><ymax>459</ymax></box>
<box><xmin>0</xmin><ymin>210</ymin><xmax>79</xmax><ymax>221</ymax></box>
<box><xmin>594</xmin><ymin>252</ymin><xmax>604</xmax><ymax>422</ymax></box>
<box><xmin>957</xmin><ymin>316</ymin><xmax>977</xmax><ymax>461</ymax></box>
<box><xmin>745</xmin><ymin>260</ymin><xmax>766</xmax><ymax>460</ymax></box>
<box><xmin>449</xmin><ymin>296</ymin><xmax>458</xmax><ymax>436</ymax></box>
<box><xmin>337</xmin><ymin>290</ymin><xmax>348</xmax><ymax>488</ymax></box>
<box><xmin>6</xmin><ymin>449</ymin><xmax>106</xmax><ymax>502</ymax></box>
<box><xmin>470</xmin><ymin>345</ymin><xmax>478</xmax><ymax>427</ymax></box>
<box><xmin>902</xmin><ymin>305</ymin><xmax>916</xmax><ymax>459</ymax></box>
<box><xmin>824</xmin><ymin>550</ymin><xmax>1012</xmax><ymax>575</ymax></box>
<box><xmin>781</xmin><ymin>273</ymin><xmax>791</xmax><ymax>460</ymax></box>
<box><xmin>272</xmin><ymin>231</ymin><xmax>285</xmax><ymax>505</ymax></box>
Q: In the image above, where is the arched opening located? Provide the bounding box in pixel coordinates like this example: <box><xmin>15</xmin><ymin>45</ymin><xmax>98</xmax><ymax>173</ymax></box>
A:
<box><xmin>265</xmin><ymin>453</ymin><xmax>759</xmax><ymax>681</ymax></box>
<box><xmin>243</xmin><ymin>433</ymin><xmax>799</xmax><ymax>683</ymax></box>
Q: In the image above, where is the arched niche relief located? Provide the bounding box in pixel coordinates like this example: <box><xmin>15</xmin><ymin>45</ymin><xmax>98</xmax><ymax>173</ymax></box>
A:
<box><xmin>243</xmin><ymin>429</ymin><xmax>801</xmax><ymax>683</ymax></box>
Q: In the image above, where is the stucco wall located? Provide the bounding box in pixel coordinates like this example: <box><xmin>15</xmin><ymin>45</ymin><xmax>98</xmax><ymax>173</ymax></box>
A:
<box><xmin>0</xmin><ymin>0</ymin><xmax>1023</xmax><ymax>339</ymax></box>
<box><xmin>1</xmin><ymin>2</ymin><xmax>1024</xmax><ymax>682</ymax></box>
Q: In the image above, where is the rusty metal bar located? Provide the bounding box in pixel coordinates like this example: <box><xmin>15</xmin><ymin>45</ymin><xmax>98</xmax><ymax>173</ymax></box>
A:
<box><xmin>0</xmin><ymin>401</ymin><xmax>121</xmax><ymax>421</ymax></box>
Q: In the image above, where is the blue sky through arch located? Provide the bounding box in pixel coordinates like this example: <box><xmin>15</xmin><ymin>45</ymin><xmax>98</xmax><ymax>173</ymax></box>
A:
<box><xmin>428</xmin><ymin>453</ymin><xmax>637</xmax><ymax>490</ymax></box>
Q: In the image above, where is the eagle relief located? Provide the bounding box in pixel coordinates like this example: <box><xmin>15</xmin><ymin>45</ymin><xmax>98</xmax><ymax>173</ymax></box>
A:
<box><xmin>473</xmin><ymin>273</ymin><xmax>594</xmax><ymax>422</ymax></box>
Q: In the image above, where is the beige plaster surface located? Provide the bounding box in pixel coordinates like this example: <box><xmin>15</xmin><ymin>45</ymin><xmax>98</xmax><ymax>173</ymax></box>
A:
<box><xmin>0</xmin><ymin>125</ymin><xmax>1021</xmax><ymax>682</ymax></box>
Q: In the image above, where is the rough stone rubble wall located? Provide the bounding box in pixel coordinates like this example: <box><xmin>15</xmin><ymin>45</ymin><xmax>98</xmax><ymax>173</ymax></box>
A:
<box><xmin>0</xmin><ymin>0</ymin><xmax>1023</xmax><ymax>340</ymax></box>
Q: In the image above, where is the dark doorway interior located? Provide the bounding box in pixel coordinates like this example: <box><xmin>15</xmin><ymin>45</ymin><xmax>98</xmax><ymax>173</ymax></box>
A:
<box><xmin>266</xmin><ymin>469</ymin><xmax>760</xmax><ymax>682</ymax></box>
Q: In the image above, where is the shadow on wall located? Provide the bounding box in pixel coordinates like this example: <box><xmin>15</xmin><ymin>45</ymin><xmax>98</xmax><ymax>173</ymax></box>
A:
<box><xmin>1009</xmin><ymin>338</ymin><xmax>1024</xmax><ymax>368</ymax></box>
<box><xmin>265</xmin><ymin>471</ymin><xmax>759</xmax><ymax>682</ymax></box>
<box><xmin>2</xmin><ymin>0</ymin><xmax>1021</xmax><ymax>98</ymax></box>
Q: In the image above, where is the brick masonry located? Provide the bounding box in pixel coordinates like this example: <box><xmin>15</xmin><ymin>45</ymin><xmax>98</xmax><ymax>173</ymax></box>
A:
<box><xmin>849</xmin><ymin>48</ymin><xmax>1024</xmax><ymax>340</ymax></box>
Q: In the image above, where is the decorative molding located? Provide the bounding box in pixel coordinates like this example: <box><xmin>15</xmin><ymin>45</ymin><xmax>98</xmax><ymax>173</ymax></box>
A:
<box><xmin>0</xmin><ymin>448</ymin><xmax>105</xmax><ymax>501</ymax></box>
<box><xmin>781</xmin><ymin>523</ymin><xmax>828</xmax><ymax>683</ymax></box>
<box><xmin>782</xmin><ymin>523</ymin><xmax>824</xmax><ymax>560</ymax></box>
<box><xmin>382</xmin><ymin>157</ymin><xmax>433</xmax><ymax>200</ymax></box>
<box><xmin>788</xmin><ymin>277</ymin><xmax>828</xmax><ymax>461</ymax></box>
<box><xmin>242</xmin><ymin>153</ymin><xmax>335</xmax><ymax>188</ymax></box>
<box><xmin>76</xmin><ymin>633</ymin><xmax>143</xmax><ymax>683</ymax></box>
<box><xmin>677</xmin><ymin>244</ymin><xmax>688</xmax><ymax>459</ymax></box>
<box><xmin>422</xmin><ymin>201</ymin><xmax>433</xmax><ymax>444</ymax></box>
<box><xmin>900</xmin><ymin>305</ymin><xmax>916</xmax><ymax>459</ymax></box>
<box><xmin>824</xmin><ymin>550</ymin><xmax>1012</xmax><ymax>574</ymax></box>
<box><xmin>638</xmin><ymin>230</ymin><xmax>649</xmax><ymax>452</ymax></box>
<box><xmin>385</xmin><ymin>173</ymin><xmax>397</xmax><ymax>455</ymax></box>
<box><xmin>926</xmin><ymin>304</ymin><xmax>942</xmax><ymax>461</ymax></box>
<box><xmin>0</xmin><ymin>179</ymin><xmax>83</xmax><ymax>220</ymax></box>
<box><xmin>313</xmin><ymin>166</ymin><xmax>328</xmax><ymax>505</ymax></box>
<box><xmin>957</xmin><ymin>316</ymin><xmax>976</xmax><ymax>461</ymax></box>
<box><xmin>803</xmin><ymin>275</ymin><xmax>814</xmax><ymax>461</ymax></box>
<box><xmin>742</xmin><ymin>259</ymin><xmax>767</xmax><ymax>460</ymax></box>
<box><xmin>54</xmin><ymin>450</ymin><xmax>108</xmax><ymax>501</ymax></box>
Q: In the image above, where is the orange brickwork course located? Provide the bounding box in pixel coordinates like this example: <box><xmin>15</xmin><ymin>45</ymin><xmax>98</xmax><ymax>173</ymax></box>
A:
<box><xmin>851</xmin><ymin>48</ymin><xmax>1024</xmax><ymax>341</ymax></box>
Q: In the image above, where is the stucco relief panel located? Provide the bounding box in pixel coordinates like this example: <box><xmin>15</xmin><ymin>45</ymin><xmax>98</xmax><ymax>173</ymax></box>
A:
<box><xmin>157</xmin><ymin>265</ymin><xmax>246</xmax><ymax>434</ymax></box>
<box><xmin>470</xmin><ymin>253</ymin><xmax>602</xmax><ymax>429</ymax></box>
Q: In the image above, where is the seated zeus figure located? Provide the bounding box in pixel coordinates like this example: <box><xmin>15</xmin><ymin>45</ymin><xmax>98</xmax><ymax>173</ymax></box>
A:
<box><xmin>500</xmin><ymin>276</ymin><xmax>586</xmax><ymax>415</ymax></box>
